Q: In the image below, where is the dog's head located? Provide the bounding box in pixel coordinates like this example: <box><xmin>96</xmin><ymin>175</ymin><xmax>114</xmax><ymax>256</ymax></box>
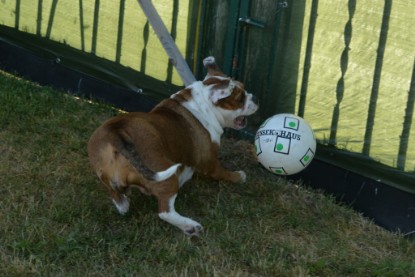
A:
<box><xmin>201</xmin><ymin>56</ymin><xmax>258</xmax><ymax>130</ymax></box>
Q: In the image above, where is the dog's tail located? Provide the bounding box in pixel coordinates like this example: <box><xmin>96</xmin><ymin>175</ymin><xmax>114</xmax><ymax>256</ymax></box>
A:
<box><xmin>112</xmin><ymin>129</ymin><xmax>180</xmax><ymax>182</ymax></box>
<box><xmin>152</xmin><ymin>163</ymin><xmax>181</xmax><ymax>182</ymax></box>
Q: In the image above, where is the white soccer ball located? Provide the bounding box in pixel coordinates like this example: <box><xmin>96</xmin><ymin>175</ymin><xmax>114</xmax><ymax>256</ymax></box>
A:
<box><xmin>255</xmin><ymin>113</ymin><xmax>316</xmax><ymax>175</ymax></box>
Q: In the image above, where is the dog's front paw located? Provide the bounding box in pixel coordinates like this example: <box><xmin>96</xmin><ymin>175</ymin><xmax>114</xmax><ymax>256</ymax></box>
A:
<box><xmin>236</xmin><ymin>170</ymin><xmax>247</xmax><ymax>183</ymax></box>
<box><xmin>184</xmin><ymin>224</ymin><xmax>203</xmax><ymax>237</ymax></box>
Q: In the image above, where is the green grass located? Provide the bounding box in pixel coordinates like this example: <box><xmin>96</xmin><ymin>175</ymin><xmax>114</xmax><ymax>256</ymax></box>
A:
<box><xmin>0</xmin><ymin>70</ymin><xmax>414</xmax><ymax>276</ymax></box>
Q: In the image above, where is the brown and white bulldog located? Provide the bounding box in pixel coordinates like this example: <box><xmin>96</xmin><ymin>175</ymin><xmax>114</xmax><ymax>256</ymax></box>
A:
<box><xmin>87</xmin><ymin>57</ymin><xmax>258</xmax><ymax>236</ymax></box>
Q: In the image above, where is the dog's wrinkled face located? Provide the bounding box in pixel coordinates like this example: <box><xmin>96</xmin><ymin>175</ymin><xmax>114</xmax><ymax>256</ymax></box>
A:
<box><xmin>203</xmin><ymin>76</ymin><xmax>258</xmax><ymax>129</ymax></box>
<box><xmin>202</xmin><ymin>57</ymin><xmax>258</xmax><ymax>129</ymax></box>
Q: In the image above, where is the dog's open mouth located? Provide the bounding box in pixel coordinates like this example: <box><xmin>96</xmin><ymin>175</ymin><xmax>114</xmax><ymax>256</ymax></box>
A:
<box><xmin>234</xmin><ymin>116</ymin><xmax>248</xmax><ymax>129</ymax></box>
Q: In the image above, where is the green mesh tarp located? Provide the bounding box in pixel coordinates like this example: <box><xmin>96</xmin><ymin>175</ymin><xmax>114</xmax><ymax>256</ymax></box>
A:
<box><xmin>0</xmin><ymin>0</ymin><xmax>194</xmax><ymax>89</ymax></box>
<box><xmin>295</xmin><ymin>0</ymin><xmax>415</xmax><ymax>173</ymax></box>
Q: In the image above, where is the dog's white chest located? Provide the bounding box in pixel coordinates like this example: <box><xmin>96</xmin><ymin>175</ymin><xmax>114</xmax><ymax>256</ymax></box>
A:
<box><xmin>178</xmin><ymin>82</ymin><xmax>224</xmax><ymax>144</ymax></box>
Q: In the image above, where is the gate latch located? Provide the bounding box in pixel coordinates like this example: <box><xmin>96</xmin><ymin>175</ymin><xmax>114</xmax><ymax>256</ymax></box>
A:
<box><xmin>238</xmin><ymin>17</ymin><xmax>265</xmax><ymax>28</ymax></box>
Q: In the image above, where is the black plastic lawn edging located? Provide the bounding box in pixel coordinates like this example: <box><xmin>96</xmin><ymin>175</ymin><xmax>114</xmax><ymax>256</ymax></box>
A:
<box><xmin>1</xmin><ymin>30</ymin><xmax>414</xmax><ymax>237</ymax></box>
<box><xmin>0</xmin><ymin>40</ymin><xmax>157</xmax><ymax>112</ymax></box>
<box><xmin>290</xmin><ymin>157</ymin><xmax>415</xmax><ymax>237</ymax></box>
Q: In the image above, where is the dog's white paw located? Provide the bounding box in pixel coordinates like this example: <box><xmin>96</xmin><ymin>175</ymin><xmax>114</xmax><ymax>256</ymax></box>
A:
<box><xmin>184</xmin><ymin>224</ymin><xmax>203</xmax><ymax>237</ymax></box>
<box><xmin>237</xmin><ymin>170</ymin><xmax>247</xmax><ymax>183</ymax></box>
<box><xmin>113</xmin><ymin>194</ymin><xmax>130</xmax><ymax>215</ymax></box>
<box><xmin>159</xmin><ymin>211</ymin><xmax>203</xmax><ymax>236</ymax></box>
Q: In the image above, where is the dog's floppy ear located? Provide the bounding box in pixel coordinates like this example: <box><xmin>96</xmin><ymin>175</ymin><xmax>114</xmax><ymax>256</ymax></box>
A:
<box><xmin>204</xmin><ymin>78</ymin><xmax>235</xmax><ymax>103</ymax></box>
<box><xmin>202</xmin><ymin>56</ymin><xmax>235</xmax><ymax>103</ymax></box>
<box><xmin>203</xmin><ymin>56</ymin><xmax>226</xmax><ymax>79</ymax></box>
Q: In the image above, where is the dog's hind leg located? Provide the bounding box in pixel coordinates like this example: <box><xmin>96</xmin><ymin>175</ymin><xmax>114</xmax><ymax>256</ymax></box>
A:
<box><xmin>100</xmin><ymin>173</ymin><xmax>130</xmax><ymax>215</ymax></box>
<box><xmin>155</xmin><ymin>180</ymin><xmax>203</xmax><ymax>236</ymax></box>
<box><xmin>112</xmin><ymin>193</ymin><xmax>130</xmax><ymax>215</ymax></box>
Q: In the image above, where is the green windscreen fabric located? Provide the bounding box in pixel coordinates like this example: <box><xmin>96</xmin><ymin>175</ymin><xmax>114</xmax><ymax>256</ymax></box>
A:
<box><xmin>292</xmin><ymin>1</ymin><xmax>415</xmax><ymax>187</ymax></box>
<box><xmin>0</xmin><ymin>0</ymin><xmax>193</xmax><ymax>91</ymax></box>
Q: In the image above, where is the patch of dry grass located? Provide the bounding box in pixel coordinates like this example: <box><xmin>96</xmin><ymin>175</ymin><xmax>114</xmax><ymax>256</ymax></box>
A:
<box><xmin>0</xmin><ymin>71</ymin><xmax>414</xmax><ymax>276</ymax></box>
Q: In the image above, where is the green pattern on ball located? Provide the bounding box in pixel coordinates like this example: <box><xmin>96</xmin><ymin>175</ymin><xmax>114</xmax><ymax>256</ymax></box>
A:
<box><xmin>276</xmin><ymin>143</ymin><xmax>284</xmax><ymax>151</ymax></box>
<box><xmin>303</xmin><ymin>155</ymin><xmax>309</xmax><ymax>162</ymax></box>
<box><xmin>289</xmin><ymin>121</ymin><xmax>296</xmax><ymax>128</ymax></box>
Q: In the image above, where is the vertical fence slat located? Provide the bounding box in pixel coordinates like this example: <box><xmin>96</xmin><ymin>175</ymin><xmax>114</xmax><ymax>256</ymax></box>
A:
<box><xmin>37</xmin><ymin>0</ymin><xmax>43</xmax><ymax>35</ymax></box>
<box><xmin>46</xmin><ymin>0</ymin><xmax>58</xmax><ymax>38</ymax></box>
<box><xmin>362</xmin><ymin>0</ymin><xmax>392</xmax><ymax>155</ymax></box>
<box><xmin>116</xmin><ymin>0</ymin><xmax>126</xmax><ymax>63</ymax></box>
<box><xmin>397</xmin><ymin>58</ymin><xmax>415</xmax><ymax>170</ymax></box>
<box><xmin>15</xmin><ymin>0</ymin><xmax>21</xmax><ymax>29</ymax></box>
<box><xmin>166</xmin><ymin>0</ymin><xmax>179</xmax><ymax>83</ymax></box>
<box><xmin>223</xmin><ymin>0</ymin><xmax>241</xmax><ymax>76</ymax></box>
<box><xmin>91</xmin><ymin>0</ymin><xmax>100</xmax><ymax>55</ymax></box>
<box><xmin>79</xmin><ymin>0</ymin><xmax>85</xmax><ymax>51</ymax></box>
<box><xmin>137</xmin><ymin>0</ymin><xmax>195</xmax><ymax>86</ymax></box>
<box><xmin>298</xmin><ymin>0</ymin><xmax>319</xmax><ymax>117</ymax></box>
